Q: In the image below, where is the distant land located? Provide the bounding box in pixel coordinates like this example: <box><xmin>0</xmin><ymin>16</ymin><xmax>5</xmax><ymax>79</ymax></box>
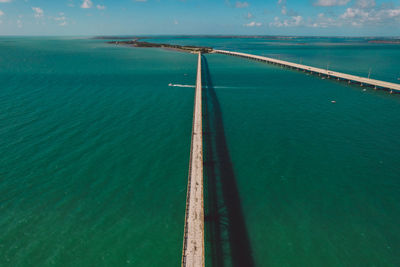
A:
<box><xmin>100</xmin><ymin>35</ymin><xmax>400</xmax><ymax>55</ymax></box>
<box><xmin>368</xmin><ymin>40</ymin><xmax>400</xmax><ymax>44</ymax></box>
<box><xmin>95</xmin><ymin>35</ymin><xmax>400</xmax><ymax>40</ymax></box>
<box><xmin>97</xmin><ymin>36</ymin><xmax>400</xmax><ymax>49</ymax></box>
<box><xmin>107</xmin><ymin>39</ymin><xmax>213</xmax><ymax>54</ymax></box>
<box><xmin>94</xmin><ymin>35</ymin><xmax>298</xmax><ymax>40</ymax></box>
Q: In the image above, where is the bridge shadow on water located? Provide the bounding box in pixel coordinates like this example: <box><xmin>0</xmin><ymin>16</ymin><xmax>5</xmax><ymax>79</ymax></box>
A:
<box><xmin>202</xmin><ymin>56</ymin><xmax>255</xmax><ymax>267</ymax></box>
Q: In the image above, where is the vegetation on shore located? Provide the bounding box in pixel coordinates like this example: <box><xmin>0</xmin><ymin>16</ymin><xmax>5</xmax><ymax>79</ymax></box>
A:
<box><xmin>107</xmin><ymin>40</ymin><xmax>213</xmax><ymax>53</ymax></box>
<box><xmin>368</xmin><ymin>39</ymin><xmax>400</xmax><ymax>44</ymax></box>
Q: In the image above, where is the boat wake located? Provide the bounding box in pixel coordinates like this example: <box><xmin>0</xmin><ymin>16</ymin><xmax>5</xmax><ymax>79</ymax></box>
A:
<box><xmin>168</xmin><ymin>83</ymin><xmax>196</xmax><ymax>88</ymax></box>
<box><xmin>169</xmin><ymin>83</ymin><xmax>235</xmax><ymax>89</ymax></box>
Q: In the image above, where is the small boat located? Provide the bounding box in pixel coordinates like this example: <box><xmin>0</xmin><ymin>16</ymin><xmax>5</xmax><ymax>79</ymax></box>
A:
<box><xmin>331</xmin><ymin>100</ymin><xmax>336</xmax><ymax>103</ymax></box>
<box><xmin>168</xmin><ymin>83</ymin><xmax>173</xmax><ymax>86</ymax></box>
<box><xmin>363</xmin><ymin>89</ymin><xmax>367</xmax><ymax>92</ymax></box>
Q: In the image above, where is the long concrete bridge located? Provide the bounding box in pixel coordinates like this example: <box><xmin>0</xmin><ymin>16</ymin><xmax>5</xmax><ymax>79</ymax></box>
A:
<box><xmin>182</xmin><ymin>52</ymin><xmax>204</xmax><ymax>267</ymax></box>
<box><xmin>214</xmin><ymin>49</ymin><xmax>400</xmax><ymax>93</ymax></box>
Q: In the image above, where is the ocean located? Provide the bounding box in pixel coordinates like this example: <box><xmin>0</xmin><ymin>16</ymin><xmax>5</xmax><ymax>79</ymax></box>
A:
<box><xmin>1</xmin><ymin>37</ymin><xmax>400</xmax><ymax>266</ymax></box>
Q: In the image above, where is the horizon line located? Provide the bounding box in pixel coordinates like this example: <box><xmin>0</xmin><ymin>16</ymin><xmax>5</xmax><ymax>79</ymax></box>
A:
<box><xmin>1</xmin><ymin>34</ymin><xmax>400</xmax><ymax>38</ymax></box>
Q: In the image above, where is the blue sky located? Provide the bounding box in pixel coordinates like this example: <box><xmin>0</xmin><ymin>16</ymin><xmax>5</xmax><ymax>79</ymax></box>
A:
<box><xmin>0</xmin><ymin>0</ymin><xmax>399</xmax><ymax>36</ymax></box>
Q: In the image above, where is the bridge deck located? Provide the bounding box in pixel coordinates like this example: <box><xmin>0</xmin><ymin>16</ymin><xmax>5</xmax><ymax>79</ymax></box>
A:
<box><xmin>182</xmin><ymin>52</ymin><xmax>204</xmax><ymax>267</ymax></box>
<box><xmin>214</xmin><ymin>49</ymin><xmax>400</xmax><ymax>93</ymax></box>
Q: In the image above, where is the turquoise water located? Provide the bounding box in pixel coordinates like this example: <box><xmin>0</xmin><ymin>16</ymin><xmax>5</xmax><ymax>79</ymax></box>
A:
<box><xmin>1</xmin><ymin>37</ymin><xmax>400</xmax><ymax>266</ymax></box>
<box><xmin>202</xmin><ymin>54</ymin><xmax>400</xmax><ymax>266</ymax></box>
<box><xmin>0</xmin><ymin>38</ymin><xmax>196</xmax><ymax>266</ymax></box>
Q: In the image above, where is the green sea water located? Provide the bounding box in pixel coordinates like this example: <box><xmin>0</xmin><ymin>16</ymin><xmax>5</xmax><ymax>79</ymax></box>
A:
<box><xmin>0</xmin><ymin>38</ymin><xmax>195</xmax><ymax>266</ymax></box>
<box><xmin>1</xmin><ymin>37</ymin><xmax>400</xmax><ymax>266</ymax></box>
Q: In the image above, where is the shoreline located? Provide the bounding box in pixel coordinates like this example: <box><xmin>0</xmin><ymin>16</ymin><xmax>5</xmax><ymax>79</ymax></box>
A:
<box><xmin>107</xmin><ymin>40</ymin><xmax>213</xmax><ymax>54</ymax></box>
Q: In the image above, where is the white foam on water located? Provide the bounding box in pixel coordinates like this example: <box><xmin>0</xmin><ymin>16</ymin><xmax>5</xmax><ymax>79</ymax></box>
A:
<box><xmin>168</xmin><ymin>83</ymin><xmax>196</xmax><ymax>88</ymax></box>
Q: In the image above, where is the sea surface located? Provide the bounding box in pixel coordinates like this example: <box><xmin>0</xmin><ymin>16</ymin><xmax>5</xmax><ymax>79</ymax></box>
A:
<box><xmin>1</xmin><ymin>37</ymin><xmax>400</xmax><ymax>266</ymax></box>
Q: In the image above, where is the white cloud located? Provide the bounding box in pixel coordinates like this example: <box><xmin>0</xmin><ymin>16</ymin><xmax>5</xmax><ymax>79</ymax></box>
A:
<box><xmin>269</xmin><ymin>0</ymin><xmax>400</xmax><ymax>29</ymax></box>
<box><xmin>235</xmin><ymin>1</ymin><xmax>249</xmax><ymax>8</ymax></box>
<box><xmin>313</xmin><ymin>0</ymin><xmax>350</xmax><ymax>7</ymax></box>
<box><xmin>387</xmin><ymin>9</ymin><xmax>400</xmax><ymax>18</ymax></box>
<box><xmin>49</xmin><ymin>12</ymin><xmax>68</xmax><ymax>26</ymax></box>
<box><xmin>174</xmin><ymin>19</ymin><xmax>178</xmax><ymax>25</ymax></box>
<box><xmin>246</xmin><ymin>12</ymin><xmax>253</xmax><ymax>19</ymax></box>
<box><xmin>0</xmin><ymin>10</ymin><xmax>3</xmax><ymax>16</ymax></box>
<box><xmin>341</xmin><ymin>8</ymin><xmax>365</xmax><ymax>19</ymax></box>
<box><xmin>32</xmin><ymin>7</ymin><xmax>44</xmax><ymax>18</ymax></box>
<box><xmin>356</xmin><ymin>0</ymin><xmax>375</xmax><ymax>9</ymax></box>
<box><xmin>17</xmin><ymin>19</ymin><xmax>22</xmax><ymax>28</ymax></box>
<box><xmin>278</xmin><ymin>0</ymin><xmax>287</xmax><ymax>15</ymax></box>
<box><xmin>281</xmin><ymin>5</ymin><xmax>287</xmax><ymax>15</ymax></box>
<box><xmin>277</xmin><ymin>0</ymin><xmax>298</xmax><ymax>17</ymax></box>
<box><xmin>272</xmin><ymin>0</ymin><xmax>304</xmax><ymax>27</ymax></box>
<box><xmin>54</xmin><ymin>16</ymin><xmax>66</xmax><ymax>21</ymax></box>
<box><xmin>81</xmin><ymin>0</ymin><xmax>92</xmax><ymax>9</ymax></box>
<box><xmin>270</xmin><ymin>15</ymin><xmax>304</xmax><ymax>27</ymax></box>
<box><xmin>309</xmin><ymin>13</ymin><xmax>340</xmax><ymax>27</ymax></box>
<box><xmin>0</xmin><ymin>0</ymin><xmax>12</xmax><ymax>3</ymax></box>
<box><xmin>338</xmin><ymin>6</ymin><xmax>400</xmax><ymax>26</ymax></box>
<box><xmin>341</xmin><ymin>8</ymin><xmax>361</xmax><ymax>19</ymax></box>
<box><xmin>96</xmin><ymin>5</ymin><xmax>106</xmax><ymax>10</ymax></box>
<box><xmin>244</xmin><ymin>21</ymin><xmax>262</xmax><ymax>27</ymax></box>
<box><xmin>292</xmin><ymin>15</ymin><xmax>303</xmax><ymax>26</ymax></box>
<box><xmin>135</xmin><ymin>0</ymin><xmax>148</xmax><ymax>2</ymax></box>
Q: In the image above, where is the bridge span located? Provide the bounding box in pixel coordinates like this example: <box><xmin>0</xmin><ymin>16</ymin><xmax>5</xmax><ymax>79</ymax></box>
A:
<box><xmin>214</xmin><ymin>49</ymin><xmax>400</xmax><ymax>93</ymax></box>
<box><xmin>181</xmin><ymin>52</ymin><xmax>204</xmax><ymax>267</ymax></box>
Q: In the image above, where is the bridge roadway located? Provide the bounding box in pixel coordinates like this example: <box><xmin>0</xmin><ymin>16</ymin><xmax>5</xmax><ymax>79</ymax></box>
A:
<box><xmin>181</xmin><ymin>52</ymin><xmax>204</xmax><ymax>267</ymax></box>
<box><xmin>214</xmin><ymin>49</ymin><xmax>400</xmax><ymax>93</ymax></box>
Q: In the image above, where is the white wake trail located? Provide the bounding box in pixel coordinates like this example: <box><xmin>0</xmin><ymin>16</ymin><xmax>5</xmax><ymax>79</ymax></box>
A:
<box><xmin>168</xmin><ymin>83</ymin><xmax>196</xmax><ymax>88</ymax></box>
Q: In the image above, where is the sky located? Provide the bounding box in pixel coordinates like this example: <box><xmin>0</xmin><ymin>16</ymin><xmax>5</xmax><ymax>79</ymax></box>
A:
<box><xmin>0</xmin><ymin>0</ymin><xmax>400</xmax><ymax>36</ymax></box>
